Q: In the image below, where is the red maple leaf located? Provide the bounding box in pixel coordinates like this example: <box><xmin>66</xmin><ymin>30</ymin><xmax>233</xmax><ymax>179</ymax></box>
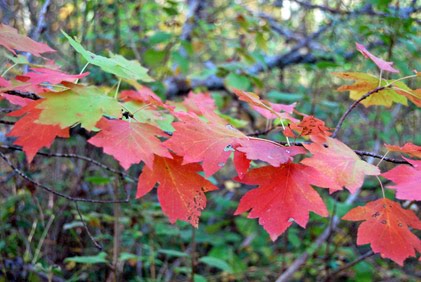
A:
<box><xmin>385</xmin><ymin>142</ymin><xmax>421</xmax><ymax>159</ymax></box>
<box><xmin>285</xmin><ymin>116</ymin><xmax>331</xmax><ymax>142</ymax></box>
<box><xmin>182</xmin><ymin>91</ymin><xmax>217</xmax><ymax>117</ymax></box>
<box><xmin>235</xmin><ymin>162</ymin><xmax>329</xmax><ymax>240</ymax></box>
<box><xmin>7</xmin><ymin>103</ymin><xmax>69</xmax><ymax>162</ymax></box>
<box><xmin>0</xmin><ymin>24</ymin><xmax>55</xmax><ymax>57</ymax></box>
<box><xmin>164</xmin><ymin>112</ymin><xmax>246</xmax><ymax>176</ymax></box>
<box><xmin>234</xmin><ymin>138</ymin><xmax>306</xmax><ymax>167</ymax></box>
<box><xmin>1</xmin><ymin>94</ymin><xmax>32</xmax><ymax>107</ymax></box>
<box><xmin>301</xmin><ymin>137</ymin><xmax>380</xmax><ymax>193</ymax></box>
<box><xmin>0</xmin><ymin>76</ymin><xmax>10</xmax><ymax>87</ymax></box>
<box><xmin>136</xmin><ymin>155</ymin><xmax>218</xmax><ymax>227</ymax></box>
<box><xmin>233</xmin><ymin>150</ymin><xmax>250</xmax><ymax>179</ymax></box>
<box><xmin>382</xmin><ymin>158</ymin><xmax>421</xmax><ymax>201</ymax></box>
<box><xmin>356</xmin><ymin>43</ymin><xmax>399</xmax><ymax>73</ymax></box>
<box><xmin>119</xmin><ymin>86</ymin><xmax>163</xmax><ymax>107</ymax></box>
<box><xmin>232</xmin><ymin>88</ymin><xmax>297</xmax><ymax>121</ymax></box>
<box><xmin>343</xmin><ymin>198</ymin><xmax>421</xmax><ymax>265</ymax></box>
<box><xmin>88</xmin><ymin>118</ymin><xmax>172</xmax><ymax>170</ymax></box>
<box><xmin>16</xmin><ymin>67</ymin><xmax>89</xmax><ymax>85</ymax></box>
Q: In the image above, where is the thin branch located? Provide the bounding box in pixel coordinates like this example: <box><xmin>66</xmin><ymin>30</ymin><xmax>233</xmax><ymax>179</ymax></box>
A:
<box><xmin>1</xmin><ymin>144</ymin><xmax>134</xmax><ymax>181</ymax></box>
<box><xmin>0</xmin><ymin>151</ymin><xmax>130</xmax><ymax>204</ymax></box>
<box><xmin>247</xmin><ymin>140</ymin><xmax>407</xmax><ymax>165</ymax></box>
<box><xmin>292</xmin><ymin>0</ymin><xmax>420</xmax><ymax>23</ymax></box>
<box><xmin>354</xmin><ymin>150</ymin><xmax>409</xmax><ymax>164</ymax></box>
<box><xmin>332</xmin><ymin>86</ymin><xmax>387</xmax><ymax>138</ymax></box>
<box><xmin>0</xmin><ymin>108</ymin><xmax>13</xmax><ymax>113</ymax></box>
<box><xmin>0</xmin><ymin>120</ymin><xmax>15</xmax><ymax>125</ymax></box>
<box><xmin>4</xmin><ymin>90</ymin><xmax>41</xmax><ymax>100</ymax></box>
<box><xmin>74</xmin><ymin>202</ymin><xmax>103</xmax><ymax>250</ymax></box>
<box><xmin>324</xmin><ymin>251</ymin><xmax>374</xmax><ymax>281</ymax></box>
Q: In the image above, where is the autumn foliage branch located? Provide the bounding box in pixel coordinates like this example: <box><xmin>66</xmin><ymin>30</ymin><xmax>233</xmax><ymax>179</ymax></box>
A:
<box><xmin>0</xmin><ymin>24</ymin><xmax>420</xmax><ymax>269</ymax></box>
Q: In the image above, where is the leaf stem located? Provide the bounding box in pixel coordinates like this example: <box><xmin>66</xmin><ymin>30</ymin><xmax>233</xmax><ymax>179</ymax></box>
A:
<box><xmin>378</xmin><ymin>69</ymin><xmax>383</xmax><ymax>87</ymax></box>
<box><xmin>75</xmin><ymin>62</ymin><xmax>90</xmax><ymax>83</ymax></box>
<box><xmin>376</xmin><ymin>150</ymin><xmax>389</xmax><ymax>167</ymax></box>
<box><xmin>385</xmin><ymin>74</ymin><xmax>417</xmax><ymax>87</ymax></box>
<box><xmin>376</xmin><ymin>176</ymin><xmax>386</xmax><ymax>198</ymax></box>
<box><xmin>114</xmin><ymin>78</ymin><xmax>122</xmax><ymax>99</ymax></box>
<box><xmin>1</xmin><ymin>63</ymin><xmax>17</xmax><ymax>77</ymax></box>
<box><xmin>248</xmin><ymin>136</ymin><xmax>290</xmax><ymax>148</ymax></box>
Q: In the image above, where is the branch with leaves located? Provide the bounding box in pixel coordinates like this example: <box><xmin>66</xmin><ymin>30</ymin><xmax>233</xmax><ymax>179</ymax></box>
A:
<box><xmin>0</xmin><ymin>21</ymin><xmax>420</xmax><ymax>280</ymax></box>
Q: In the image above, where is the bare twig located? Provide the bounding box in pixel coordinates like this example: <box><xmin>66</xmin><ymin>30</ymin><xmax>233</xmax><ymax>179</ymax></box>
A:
<box><xmin>74</xmin><ymin>202</ymin><xmax>103</xmax><ymax>250</ymax></box>
<box><xmin>4</xmin><ymin>90</ymin><xmax>41</xmax><ymax>100</ymax></box>
<box><xmin>0</xmin><ymin>108</ymin><xmax>13</xmax><ymax>113</ymax></box>
<box><xmin>324</xmin><ymin>251</ymin><xmax>374</xmax><ymax>281</ymax></box>
<box><xmin>0</xmin><ymin>151</ymin><xmax>130</xmax><ymax>204</ymax></box>
<box><xmin>0</xmin><ymin>120</ymin><xmax>15</xmax><ymax>125</ymax></box>
<box><xmin>354</xmin><ymin>150</ymin><xmax>409</xmax><ymax>164</ymax></box>
<box><xmin>1</xmin><ymin>144</ymin><xmax>134</xmax><ymax>181</ymax></box>
<box><xmin>332</xmin><ymin>86</ymin><xmax>387</xmax><ymax>138</ymax></box>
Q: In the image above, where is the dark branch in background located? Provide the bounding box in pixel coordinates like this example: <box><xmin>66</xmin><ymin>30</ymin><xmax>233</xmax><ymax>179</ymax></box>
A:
<box><xmin>4</xmin><ymin>90</ymin><xmax>41</xmax><ymax>100</ymax></box>
<box><xmin>1</xmin><ymin>144</ymin><xmax>134</xmax><ymax>181</ymax></box>
<box><xmin>292</xmin><ymin>0</ymin><xmax>421</xmax><ymax>24</ymax></box>
<box><xmin>323</xmin><ymin>251</ymin><xmax>374</xmax><ymax>281</ymax></box>
<box><xmin>23</xmin><ymin>0</ymin><xmax>52</xmax><ymax>72</ymax></box>
<box><xmin>179</xmin><ymin>0</ymin><xmax>206</xmax><ymax>49</ymax></box>
<box><xmin>165</xmin><ymin>21</ymin><xmax>332</xmax><ymax>97</ymax></box>
<box><xmin>164</xmin><ymin>1</ymin><xmax>420</xmax><ymax>97</ymax></box>
<box><xmin>0</xmin><ymin>151</ymin><xmax>130</xmax><ymax>204</ymax></box>
<box><xmin>75</xmin><ymin>202</ymin><xmax>103</xmax><ymax>250</ymax></box>
<box><xmin>0</xmin><ymin>120</ymin><xmax>15</xmax><ymax>125</ymax></box>
<box><xmin>0</xmin><ymin>0</ymin><xmax>13</xmax><ymax>24</ymax></box>
<box><xmin>332</xmin><ymin>86</ymin><xmax>388</xmax><ymax>138</ymax></box>
<box><xmin>354</xmin><ymin>150</ymin><xmax>408</xmax><ymax>164</ymax></box>
<box><xmin>169</xmin><ymin>0</ymin><xmax>207</xmax><ymax>85</ymax></box>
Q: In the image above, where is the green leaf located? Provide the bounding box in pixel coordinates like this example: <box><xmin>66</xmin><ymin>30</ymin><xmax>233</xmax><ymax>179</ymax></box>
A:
<box><xmin>194</xmin><ymin>274</ymin><xmax>207</xmax><ymax>282</ymax></box>
<box><xmin>85</xmin><ymin>176</ymin><xmax>112</xmax><ymax>185</ymax></box>
<box><xmin>119</xmin><ymin>252</ymin><xmax>139</xmax><ymax>262</ymax></box>
<box><xmin>36</xmin><ymin>83</ymin><xmax>121</xmax><ymax>131</ymax></box>
<box><xmin>148</xmin><ymin>32</ymin><xmax>172</xmax><ymax>45</ymax></box>
<box><xmin>225</xmin><ymin>73</ymin><xmax>251</xmax><ymax>90</ymax></box>
<box><xmin>64</xmin><ymin>252</ymin><xmax>108</xmax><ymax>264</ymax></box>
<box><xmin>6</xmin><ymin>54</ymin><xmax>29</xmax><ymax>65</ymax></box>
<box><xmin>144</xmin><ymin>49</ymin><xmax>166</xmax><ymax>67</ymax></box>
<box><xmin>158</xmin><ymin>249</ymin><xmax>188</xmax><ymax>258</ymax></box>
<box><xmin>267</xmin><ymin>90</ymin><xmax>303</xmax><ymax>102</ymax></box>
<box><xmin>198</xmin><ymin>256</ymin><xmax>233</xmax><ymax>273</ymax></box>
<box><xmin>62</xmin><ymin>31</ymin><xmax>153</xmax><ymax>82</ymax></box>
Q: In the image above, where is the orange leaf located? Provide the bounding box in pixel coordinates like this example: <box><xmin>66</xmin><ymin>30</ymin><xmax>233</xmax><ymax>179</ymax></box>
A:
<box><xmin>382</xmin><ymin>158</ymin><xmax>421</xmax><ymax>201</ymax></box>
<box><xmin>235</xmin><ymin>162</ymin><xmax>329</xmax><ymax>240</ymax></box>
<box><xmin>0</xmin><ymin>24</ymin><xmax>55</xmax><ymax>57</ymax></box>
<box><xmin>301</xmin><ymin>137</ymin><xmax>380</xmax><ymax>193</ymax></box>
<box><xmin>385</xmin><ymin>142</ymin><xmax>421</xmax><ymax>159</ymax></box>
<box><xmin>164</xmin><ymin>112</ymin><xmax>246</xmax><ymax>176</ymax></box>
<box><xmin>343</xmin><ymin>198</ymin><xmax>421</xmax><ymax>265</ymax></box>
<box><xmin>88</xmin><ymin>118</ymin><xmax>172</xmax><ymax>170</ymax></box>
<box><xmin>136</xmin><ymin>155</ymin><xmax>218</xmax><ymax>227</ymax></box>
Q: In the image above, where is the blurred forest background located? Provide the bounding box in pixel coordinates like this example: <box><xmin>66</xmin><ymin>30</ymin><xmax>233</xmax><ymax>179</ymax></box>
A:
<box><xmin>0</xmin><ymin>0</ymin><xmax>420</xmax><ymax>281</ymax></box>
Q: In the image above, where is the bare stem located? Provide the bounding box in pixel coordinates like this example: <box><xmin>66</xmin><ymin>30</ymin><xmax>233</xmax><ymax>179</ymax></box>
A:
<box><xmin>332</xmin><ymin>86</ymin><xmax>387</xmax><ymax>138</ymax></box>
